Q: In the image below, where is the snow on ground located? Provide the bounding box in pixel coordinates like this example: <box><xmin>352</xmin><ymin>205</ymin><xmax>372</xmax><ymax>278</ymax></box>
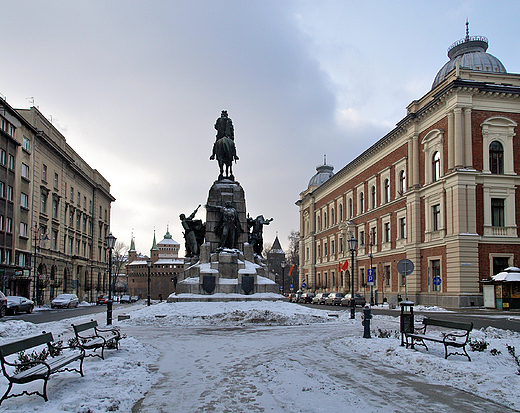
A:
<box><xmin>0</xmin><ymin>299</ymin><xmax>518</xmax><ymax>412</ymax></box>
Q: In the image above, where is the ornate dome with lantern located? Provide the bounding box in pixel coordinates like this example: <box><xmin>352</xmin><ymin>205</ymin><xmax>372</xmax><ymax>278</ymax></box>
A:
<box><xmin>308</xmin><ymin>156</ymin><xmax>334</xmax><ymax>188</ymax></box>
<box><xmin>432</xmin><ymin>22</ymin><xmax>507</xmax><ymax>89</ymax></box>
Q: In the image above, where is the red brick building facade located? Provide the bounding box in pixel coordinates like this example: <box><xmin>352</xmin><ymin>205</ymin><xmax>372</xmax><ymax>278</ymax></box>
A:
<box><xmin>297</xmin><ymin>31</ymin><xmax>520</xmax><ymax>308</ymax></box>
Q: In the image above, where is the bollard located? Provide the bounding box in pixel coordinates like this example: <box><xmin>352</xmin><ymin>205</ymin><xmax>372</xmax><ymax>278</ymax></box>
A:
<box><xmin>362</xmin><ymin>305</ymin><xmax>372</xmax><ymax>338</ymax></box>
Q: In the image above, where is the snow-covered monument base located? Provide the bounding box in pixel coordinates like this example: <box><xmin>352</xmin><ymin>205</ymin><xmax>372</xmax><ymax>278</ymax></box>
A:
<box><xmin>168</xmin><ymin>179</ymin><xmax>280</xmax><ymax>302</ymax></box>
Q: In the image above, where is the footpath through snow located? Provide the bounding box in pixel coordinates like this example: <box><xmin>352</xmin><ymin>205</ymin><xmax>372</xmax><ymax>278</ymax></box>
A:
<box><xmin>0</xmin><ymin>299</ymin><xmax>519</xmax><ymax>412</ymax></box>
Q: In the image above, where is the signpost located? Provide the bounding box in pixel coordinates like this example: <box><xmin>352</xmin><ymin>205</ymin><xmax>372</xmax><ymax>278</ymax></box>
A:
<box><xmin>433</xmin><ymin>276</ymin><xmax>441</xmax><ymax>307</ymax></box>
<box><xmin>397</xmin><ymin>259</ymin><xmax>414</xmax><ymax>301</ymax></box>
<box><xmin>367</xmin><ymin>269</ymin><xmax>375</xmax><ymax>285</ymax></box>
<box><xmin>301</xmin><ymin>282</ymin><xmax>307</xmax><ymax>289</ymax></box>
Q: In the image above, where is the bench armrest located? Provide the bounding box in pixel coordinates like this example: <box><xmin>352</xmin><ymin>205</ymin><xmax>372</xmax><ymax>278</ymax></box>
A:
<box><xmin>443</xmin><ymin>331</ymin><xmax>469</xmax><ymax>343</ymax></box>
<box><xmin>95</xmin><ymin>326</ymin><xmax>121</xmax><ymax>338</ymax></box>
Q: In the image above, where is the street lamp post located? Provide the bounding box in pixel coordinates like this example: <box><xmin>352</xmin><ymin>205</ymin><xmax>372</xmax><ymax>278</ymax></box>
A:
<box><xmin>106</xmin><ymin>233</ymin><xmax>117</xmax><ymax>325</ymax></box>
<box><xmin>147</xmin><ymin>259</ymin><xmax>152</xmax><ymax>306</ymax></box>
<box><xmin>369</xmin><ymin>239</ymin><xmax>374</xmax><ymax>306</ymax></box>
<box><xmin>281</xmin><ymin>261</ymin><xmax>286</xmax><ymax>296</ymax></box>
<box><xmin>32</xmin><ymin>225</ymin><xmax>49</xmax><ymax>305</ymax></box>
<box><xmin>348</xmin><ymin>236</ymin><xmax>358</xmax><ymax>319</ymax></box>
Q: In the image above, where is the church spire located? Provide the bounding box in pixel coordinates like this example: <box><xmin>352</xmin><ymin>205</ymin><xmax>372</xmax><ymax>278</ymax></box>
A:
<box><xmin>151</xmin><ymin>229</ymin><xmax>158</xmax><ymax>250</ymax></box>
<box><xmin>130</xmin><ymin>231</ymin><xmax>136</xmax><ymax>251</ymax></box>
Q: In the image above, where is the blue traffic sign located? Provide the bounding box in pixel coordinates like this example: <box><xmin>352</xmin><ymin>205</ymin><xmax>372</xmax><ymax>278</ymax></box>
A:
<box><xmin>301</xmin><ymin>282</ymin><xmax>307</xmax><ymax>289</ymax></box>
<box><xmin>432</xmin><ymin>276</ymin><xmax>442</xmax><ymax>286</ymax></box>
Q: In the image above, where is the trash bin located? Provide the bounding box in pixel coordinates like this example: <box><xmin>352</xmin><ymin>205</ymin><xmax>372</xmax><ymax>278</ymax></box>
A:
<box><xmin>399</xmin><ymin>300</ymin><xmax>414</xmax><ymax>346</ymax></box>
<box><xmin>362</xmin><ymin>305</ymin><xmax>372</xmax><ymax>338</ymax></box>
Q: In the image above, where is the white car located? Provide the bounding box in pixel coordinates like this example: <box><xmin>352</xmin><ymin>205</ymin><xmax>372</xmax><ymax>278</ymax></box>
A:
<box><xmin>51</xmin><ymin>293</ymin><xmax>79</xmax><ymax>309</ymax></box>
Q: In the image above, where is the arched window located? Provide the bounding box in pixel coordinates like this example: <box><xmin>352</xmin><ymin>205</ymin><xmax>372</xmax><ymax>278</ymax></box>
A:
<box><xmin>371</xmin><ymin>186</ymin><xmax>376</xmax><ymax>209</ymax></box>
<box><xmin>398</xmin><ymin>170</ymin><xmax>406</xmax><ymax>195</ymax></box>
<box><xmin>489</xmin><ymin>141</ymin><xmax>504</xmax><ymax>174</ymax></box>
<box><xmin>360</xmin><ymin>192</ymin><xmax>365</xmax><ymax>214</ymax></box>
<box><xmin>432</xmin><ymin>152</ymin><xmax>441</xmax><ymax>182</ymax></box>
<box><xmin>384</xmin><ymin>179</ymin><xmax>390</xmax><ymax>203</ymax></box>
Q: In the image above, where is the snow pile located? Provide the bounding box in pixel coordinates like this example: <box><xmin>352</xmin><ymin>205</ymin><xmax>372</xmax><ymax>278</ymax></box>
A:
<box><xmin>122</xmin><ymin>300</ymin><xmax>332</xmax><ymax>326</ymax></box>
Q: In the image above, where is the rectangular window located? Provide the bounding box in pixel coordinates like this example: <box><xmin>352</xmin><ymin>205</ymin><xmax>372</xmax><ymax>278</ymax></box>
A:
<box><xmin>77</xmin><ymin>191</ymin><xmax>80</xmax><ymax>205</ymax></box>
<box><xmin>7</xmin><ymin>186</ymin><xmax>13</xmax><ymax>202</ymax></box>
<box><xmin>370</xmin><ymin>227</ymin><xmax>376</xmax><ymax>246</ymax></box>
<box><xmin>0</xmin><ymin>182</ymin><xmax>4</xmax><ymax>198</ymax></box>
<box><xmin>9</xmin><ymin>125</ymin><xmax>14</xmax><ymax>137</ymax></box>
<box><xmin>20</xmin><ymin>222</ymin><xmax>28</xmax><ymax>237</ymax></box>
<box><xmin>324</xmin><ymin>242</ymin><xmax>328</xmax><ymax>257</ymax></box>
<box><xmin>491</xmin><ymin>198</ymin><xmax>505</xmax><ymax>227</ymax></box>
<box><xmin>21</xmin><ymin>163</ymin><xmax>29</xmax><ymax>179</ymax></box>
<box><xmin>42</xmin><ymin>164</ymin><xmax>47</xmax><ymax>181</ymax></box>
<box><xmin>384</xmin><ymin>265</ymin><xmax>391</xmax><ymax>286</ymax></box>
<box><xmin>399</xmin><ymin>217</ymin><xmax>406</xmax><ymax>239</ymax></box>
<box><xmin>70</xmin><ymin>186</ymin><xmax>74</xmax><ymax>201</ymax></box>
<box><xmin>6</xmin><ymin>217</ymin><xmax>12</xmax><ymax>233</ymax></box>
<box><xmin>22</xmin><ymin>136</ymin><xmax>30</xmax><ymax>152</ymax></box>
<box><xmin>21</xmin><ymin>192</ymin><xmax>28</xmax><ymax>208</ymax></box>
<box><xmin>53</xmin><ymin>199</ymin><xmax>58</xmax><ymax>219</ymax></box>
<box><xmin>8</xmin><ymin>155</ymin><xmax>14</xmax><ymax>170</ymax></box>
<box><xmin>54</xmin><ymin>173</ymin><xmax>59</xmax><ymax>189</ymax></box>
<box><xmin>52</xmin><ymin>230</ymin><xmax>58</xmax><ymax>250</ymax></box>
<box><xmin>41</xmin><ymin>194</ymin><xmax>47</xmax><ymax>214</ymax></box>
<box><xmin>69</xmin><ymin>210</ymin><xmax>74</xmax><ymax>226</ymax></box>
<box><xmin>18</xmin><ymin>252</ymin><xmax>27</xmax><ymax>267</ymax></box>
<box><xmin>68</xmin><ymin>237</ymin><xmax>73</xmax><ymax>255</ymax></box>
<box><xmin>0</xmin><ymin>215</ymin><xmax>3</xmax><ymax>231</ymax></box>
<box><xmin>384</xmin><ymin>222</ymin><xmax>390</xmax><ymax>243</ymax></box>
<box><xmin>360</xmin><ymin>230</ymin><xmax>365</xmax><ymax>246</ymax></box>
<box><xmin>432</xmin><ymin>204</ymin><xmax>441</xmax><ymax>231</ymax></box>
<box><xmin>0</xmin><ymin>149</ymin><xmax>5</xmax><ymax>165</ymax></box>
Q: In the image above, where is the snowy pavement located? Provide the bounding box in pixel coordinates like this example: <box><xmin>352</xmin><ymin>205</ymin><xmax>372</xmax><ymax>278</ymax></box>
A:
<box><xmin>0</xmin><ymin>299</ymin><xmax>519</xmax><ymax>412</ymax></box>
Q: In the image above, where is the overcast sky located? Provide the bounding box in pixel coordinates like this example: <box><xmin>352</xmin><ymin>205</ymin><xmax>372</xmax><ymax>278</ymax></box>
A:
<box><xmin>2</xmin><ymin>0</ymin><xmax>519</xmax><ymax>255</ymax></box>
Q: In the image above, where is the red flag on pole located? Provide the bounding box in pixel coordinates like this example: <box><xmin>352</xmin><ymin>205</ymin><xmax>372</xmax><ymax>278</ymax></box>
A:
<box><xmin>338</xmin><ymin>261</ymin><xmax>342</xmax><ymax>272</ymax></box>
<box><xmin>342</xmin><ymin>260</ymin><xmax>349</xmax><ymax>271</ymax></box>
<box><xmin>288</xmin><ymin>265</ymin><xmax>294</xmax><ymax>277</ymax></box>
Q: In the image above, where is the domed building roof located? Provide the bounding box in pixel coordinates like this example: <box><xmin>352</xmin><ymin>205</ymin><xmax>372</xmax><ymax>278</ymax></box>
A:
<box><xmin>308</xmin><ymin>157</ymin><xmax>334</xmax><ymax>188</ymax></box>
<box><xmin>432</xmin><ymin>23</ymin><xmax>506</xmax><ymax>89</ymax></box>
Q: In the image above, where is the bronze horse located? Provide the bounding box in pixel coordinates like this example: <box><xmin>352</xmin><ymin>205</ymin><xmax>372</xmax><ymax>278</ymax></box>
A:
<box><xmin>210</xmin><ymin>136</ymin><xmax>238</xmax><ymax>181</ymax></box>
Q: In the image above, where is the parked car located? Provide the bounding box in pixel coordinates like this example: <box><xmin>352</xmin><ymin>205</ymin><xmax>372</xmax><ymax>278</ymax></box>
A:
<box><xmin>96</xmin><ymin>295</ymin><xmax>109</xmax><ymax>305</ymax></box>
<box><xmin>6</xmin><ymin>296</ymin><xmax>34</xmax><ymax>314</ymax></box>
<box><xmin>0</xmin><ymin>291</ymin><xmax>7</xmax><ymax>317</ymax></box>
<box><xmin>120</xmin><ymin>295</ymin><xmax>132</xmax><ymax>304</ymax></box>
<box><xmin>131</xmin><ymin>296</ymin><xmax>139</xmax><ymax>302</ymax></box>
<box><xmin>312</xmin><ymin>292</ymin><xmax>329</xmax><ymax>305</ymax></box>
<box><xmin>341</xmin><ymin>294</ymin><xmax>366</xmax><ymax>307</ymax></box>
<box><xmin>325</xmin><ymin>292</ymin><xmax>344</xmax><ymax>305</ymax></box>
<box><xmin>300</xmin><ymin>292</ymin><xmax>315</xmax><ymax>303</ymax></box>
<box><xmin>51</xmin><ymin>293</ymin><xmax>79</xmax><ymax>309</ymax></box>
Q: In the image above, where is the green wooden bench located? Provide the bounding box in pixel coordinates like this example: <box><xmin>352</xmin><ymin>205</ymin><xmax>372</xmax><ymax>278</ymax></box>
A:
<box><xmin>72</xmin><ymin>320</ymin><xmax>121</xmax><ymax>360</ymax></box>
<box><xmin>405</xmin><ymin>317</ymin><xmax>473</xmax><ymax>361</ymax></box>
<box><xmin>0</xmin><ymin>332</ymin><xmax>84</xmax><ymax>404</ymax></box>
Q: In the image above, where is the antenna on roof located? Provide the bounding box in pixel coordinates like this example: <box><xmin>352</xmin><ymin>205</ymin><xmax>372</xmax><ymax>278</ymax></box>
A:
<box><xmin>324</xmin><ymin>154</ymin><xmax>327</xmax><ymax>165</ymax></box>
<box><xmin>465</xmin><ymin>18</ymin><xmax>470</xmax><ymax>41</ymax></box>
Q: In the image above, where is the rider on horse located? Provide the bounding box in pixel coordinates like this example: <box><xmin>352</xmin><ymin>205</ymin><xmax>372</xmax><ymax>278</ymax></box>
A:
<box><xmin>210</xmin><ymin>110</ymin><xmax>239</xmax><ymax>180</ymax></box>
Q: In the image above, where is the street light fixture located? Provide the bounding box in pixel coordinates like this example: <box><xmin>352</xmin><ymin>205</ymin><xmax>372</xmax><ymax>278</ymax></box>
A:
<box><xmin>348</xmin><ymin>236</ymin><xmax>358</xmax><ymax>319</ymax></box>
<box><xmin>106</xmin><ymin>232</ymin><xmax>117</xmax><ymax>325</ymax></box>
<box><xmin>147</xmin><ymin>259</ymin><xmax>152</xmax><ymax>306</ymax></box>
<box><xmin>32</xmin><ymin>225</ymin><xmax>49</xmax><ymax>305</ymax></box>
<box><xmin>281</xmin><ymin>261</ymin><xmax>286</xmax><ymax>296</ymax></box>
